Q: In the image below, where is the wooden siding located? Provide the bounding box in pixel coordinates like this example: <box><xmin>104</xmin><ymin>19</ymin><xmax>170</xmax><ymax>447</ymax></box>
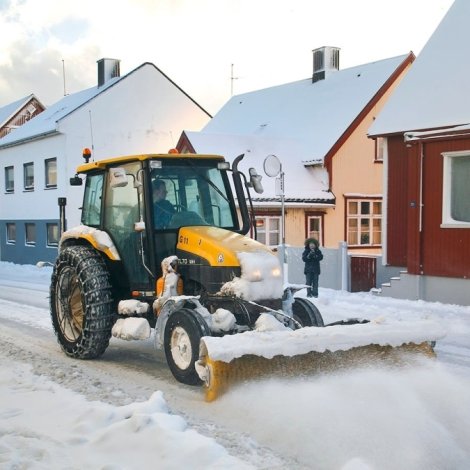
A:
<box><xmin>418</xmin><ymin>138</ymin><xmax>470</xmax><ymax>278</ymax></box>
<box><xmin>387</xmin><ymin>135</ymin><xmax>409</xmax><ymax>266</ymax></box>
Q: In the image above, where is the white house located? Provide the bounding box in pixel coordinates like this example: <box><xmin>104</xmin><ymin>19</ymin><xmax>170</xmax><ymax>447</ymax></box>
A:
<box><xmin>0</xmin><ymin>59</ymin><xmax>211</xmax><ymax>264</ymax></box>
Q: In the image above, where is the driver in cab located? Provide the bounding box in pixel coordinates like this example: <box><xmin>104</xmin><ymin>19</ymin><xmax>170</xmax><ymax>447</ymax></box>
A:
<box><xmin>152</xmin><ymin>179</ymin><xmax>175</xmax><ymax>229</ymax></box>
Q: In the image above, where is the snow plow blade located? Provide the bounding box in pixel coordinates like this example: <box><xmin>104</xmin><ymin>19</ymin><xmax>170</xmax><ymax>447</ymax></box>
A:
<box><xmin>196</xmin><ymin>320</ymin><xmax>444</xmax><ymax>402</ymax></box>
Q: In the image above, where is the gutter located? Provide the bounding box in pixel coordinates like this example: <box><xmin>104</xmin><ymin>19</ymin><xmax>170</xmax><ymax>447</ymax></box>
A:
<box><xmin>0</xmin><ymin>128</ymin><xmax>59</xmax><ymax>149</ymax></box>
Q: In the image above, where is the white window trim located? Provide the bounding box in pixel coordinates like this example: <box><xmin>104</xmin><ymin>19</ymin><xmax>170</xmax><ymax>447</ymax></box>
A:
<box><xmin>441</xmin><ymin>150</ymin><xmax>470</xmax><ymax>229</ymax></box>
<box><xmin>307</xmin><ymin>215</ymin><xmax>323</xmax><ymax>246</ymax></box>
<box><xmin>346</xmin><ymin>198</ymin><xmax>382</xmax><ymax>247</ymax></box>
<box><xmin>256</xmin><ymin>215</ymin><xmax>281</xmax><ymax>248</ymax></box>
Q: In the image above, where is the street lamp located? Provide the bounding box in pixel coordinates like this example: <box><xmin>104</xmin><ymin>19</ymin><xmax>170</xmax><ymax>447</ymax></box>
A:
<box><xmin>263</xmin><ymin>154</ymin><xmax>287</xmax><ymax>282</ymax></box>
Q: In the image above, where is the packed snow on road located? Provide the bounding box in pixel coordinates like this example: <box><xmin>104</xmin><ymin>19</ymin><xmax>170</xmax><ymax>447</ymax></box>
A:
<box><xmin>1</xmin><ymin>261</ymin><xmax>469</xmax><ymax>469</ymax></box>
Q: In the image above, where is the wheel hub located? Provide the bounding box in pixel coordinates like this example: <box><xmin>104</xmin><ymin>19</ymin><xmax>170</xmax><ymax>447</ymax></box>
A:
<box><xmin>170</xmin><ymin>326</ymin><xmax>193</xmax><ymax>370</ymax></box>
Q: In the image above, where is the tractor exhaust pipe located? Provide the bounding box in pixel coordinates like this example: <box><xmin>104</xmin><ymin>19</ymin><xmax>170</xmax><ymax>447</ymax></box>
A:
<box><xmin>58</xmin><ymin>197</ymin><xmax>67</xmax><ymax>236</ymax></box>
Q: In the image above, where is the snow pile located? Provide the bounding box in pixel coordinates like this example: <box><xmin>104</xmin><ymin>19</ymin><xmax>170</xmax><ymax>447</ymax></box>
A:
<box><xmin>255</xmin><ymin>313</ymin><xmax>289</xmax><ymax>332</ymax></box>
<box><xmin>118</xmin><ymin>299</ymin><xmax>149</xmax><ymax>315</ymax></box>
<box><xmin>201</xmin><ymin>319</ymin><xmax>446</xmax><ymax>363</ymax></box>
<box><xmin>210</xmin><ymin>308</ymin><xmax>236</xmax><ymax>333</ymax></box>
<box><xmin>0</xmin><ymin>359</ymin><xmax>252</xmax><ymax>470</ymax></box>
<box><xmin>112</xmin><ymin>317</ymin><xmax>151</xmax><ymax>340</ymax></box>
<box><xmin>219</xmin><ymin>251</ymin><xmax>283</xmax><ymax>301</ymax></box>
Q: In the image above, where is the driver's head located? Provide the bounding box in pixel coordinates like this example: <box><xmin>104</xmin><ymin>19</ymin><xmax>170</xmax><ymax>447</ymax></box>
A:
<box><xmin>153</xmin><ymin>179</ymin><xmax>167</xmax><ymax>202</ymax></box>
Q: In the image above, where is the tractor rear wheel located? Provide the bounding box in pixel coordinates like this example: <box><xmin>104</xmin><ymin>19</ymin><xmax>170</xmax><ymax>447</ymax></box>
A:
<box><xmin>50</xmin><ymin>245</ymin><xmax>115</xmax><ymax>359</ymax></box>
<box><xmin>292</xmin><ymin>297</ymin><xmax>324</xmax><ymax>327</ymax></box>
<box><xmin>164</xmin><ymin>308</ymin><xmax>211</xmax><ymax>385</ymax></box>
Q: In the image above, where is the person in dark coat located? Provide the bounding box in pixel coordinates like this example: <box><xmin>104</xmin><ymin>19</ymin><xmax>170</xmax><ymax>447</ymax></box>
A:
<box><xmin>302</xmin><ymin>238</ymin><xmax>323</xmax><ymax>298</ymax></box>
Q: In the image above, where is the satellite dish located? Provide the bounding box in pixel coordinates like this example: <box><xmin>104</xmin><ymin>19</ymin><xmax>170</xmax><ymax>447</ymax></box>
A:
<box><xmin>263</xmin><ymin>154</ymin><xmax>281</xmax><ymax>177</ymax></box>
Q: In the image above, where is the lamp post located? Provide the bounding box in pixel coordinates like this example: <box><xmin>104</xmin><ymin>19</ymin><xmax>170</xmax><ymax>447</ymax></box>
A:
<box><xmin>263</xmin><ymin>155</ymin><xmax>287</xmax><ymax>282</ymax></box>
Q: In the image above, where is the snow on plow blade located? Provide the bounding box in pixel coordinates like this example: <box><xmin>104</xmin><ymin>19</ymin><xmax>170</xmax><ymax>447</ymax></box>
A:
<box><xmin>196</xmin><ymin>320</ymin><xmax>445</xmax><ymax>402</ymax></box>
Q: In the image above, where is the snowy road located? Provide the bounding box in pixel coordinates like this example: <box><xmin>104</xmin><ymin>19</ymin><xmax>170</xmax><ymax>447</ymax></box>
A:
<box><xmin>1</xmin><ymin>262</ymin><xmax>470</xmax><ymax>469</ymax></box>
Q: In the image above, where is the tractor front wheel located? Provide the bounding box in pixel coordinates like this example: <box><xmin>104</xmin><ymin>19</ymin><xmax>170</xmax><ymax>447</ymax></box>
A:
<box><xmin>50</xmin><ymin>245</ymin><xmax>115</xmax><ymax>359</ymax></box>
<box><xmin>164</xmin><ymin>308</ymin><xmax>211</xmax><ymax>385</ymax></box>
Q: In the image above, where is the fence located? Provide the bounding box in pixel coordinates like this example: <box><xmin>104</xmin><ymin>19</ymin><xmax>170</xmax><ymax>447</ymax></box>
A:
<box><xmin>277</xmin><ymin>242</ymin><xmax>403</xmax><ymax>292</ymax></box>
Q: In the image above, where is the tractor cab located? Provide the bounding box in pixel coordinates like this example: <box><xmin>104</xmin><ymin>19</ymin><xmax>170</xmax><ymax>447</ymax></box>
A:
<box><xmin>75</xmin><ymin>153</ymin><xmax>258</xmax><ymax>293</ymax></box>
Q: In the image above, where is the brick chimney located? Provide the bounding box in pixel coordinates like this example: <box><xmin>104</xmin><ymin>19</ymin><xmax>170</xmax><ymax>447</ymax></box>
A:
<box><xmin>97</xmin><ymin>58</ymin><xmax>121</xmax><ymax>87</ymax></box>
<box><xmin>312</xmin><ymin>46</ymin><xmax>340</xmax><ymax>83</ymax></box>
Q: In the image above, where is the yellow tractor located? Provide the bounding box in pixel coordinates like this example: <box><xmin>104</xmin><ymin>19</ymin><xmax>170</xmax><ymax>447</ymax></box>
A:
<box><xmin>50</xmin><ymin>150</ymin><xmax>443</xmax><ymax>400</ymax></box>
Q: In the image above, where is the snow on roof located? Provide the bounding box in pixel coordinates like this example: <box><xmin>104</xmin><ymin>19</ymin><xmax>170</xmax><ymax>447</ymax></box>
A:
<box><xmin>202</xmin><ymin>54</ymin><xmax>409</xmax><ymax>161</ymax></box>
<box><xmin>0</xmin><ymin>77</ymin><xmax>121</xmax><ymax>148</ymax></box>
<box><xmin>0</xmin><ymin>94</ymin><xmax>36</xmax><ymax>128</ymax></box>
<box><xmin>369</xmin><ymin>0</ymin><xmax>470</xmax><ymax>136</ymax></box>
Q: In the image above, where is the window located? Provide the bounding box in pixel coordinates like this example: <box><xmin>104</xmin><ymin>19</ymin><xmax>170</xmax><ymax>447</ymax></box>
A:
<box><xmin>6</xmin><ymin>223</ymin><xmax>16</xmax><ymax>243</ymax></box>
<box><xmin>46</xmin><ymin>223</ymin><xmax>59</xmax><ymax>246</ymax></box>
<box><xmin>442</xmin><ymin>151</ymin><xmax>470</xmax><ymax>227</ymax></box>
<box><xmin>45</xmin><ymin>158</ymin><xmax>57</xmax><ymax>188</ymax></box>
<box><xmin>347</xmin><ymin>199</ymin><xmax>382</xmax><ymax>246</ymax></box>
<box><xmin>5</xmin><ymin>166</ymin><xmax>14</xmax><ymax>193</ymax></box>
<box><xmin>82</xmin><ymin>173</ymin><xmax>104</xmax><ymax>226</ymax></box>
<box><xmin>255</xmin><ymin>215</ymin><xmax>281</xmax><ymax>247</ymax></box>
<box><xmin>307</xmin><ymin>215</ymin><xmax>322</xmax><ymax>245</ymax></box>
<box><xmin>375</xmin><ymin>137</ymin><xmax>385</xmax><ymax>162</ymax></box>
<box><xmin>25</xmin><ymin>223</ymin><xmax>36</xmax><ymax>245</ymax></box>
<box><xmin>24</xmin><ymin>162</ymin><xmax>34</xmax><ymax>190</ymax></box>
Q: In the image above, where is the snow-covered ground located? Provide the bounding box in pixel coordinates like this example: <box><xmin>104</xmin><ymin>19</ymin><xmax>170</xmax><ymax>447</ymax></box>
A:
<box><xmin>1</xmin><ymin>261</ymin><xmax>470</xmax><ymax>469</ymax></box>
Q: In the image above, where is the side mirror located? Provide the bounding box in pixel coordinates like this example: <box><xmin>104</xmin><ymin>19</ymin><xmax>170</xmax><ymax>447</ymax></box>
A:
<box><xmin>249</xmin><ymin>168</ymin><xmax>264</xmax><ymax>194</ymax></box>
<box><xmin>70</xmin><ymin>175</ymin><xmax>82</xmax><ymax>186</ymax></box>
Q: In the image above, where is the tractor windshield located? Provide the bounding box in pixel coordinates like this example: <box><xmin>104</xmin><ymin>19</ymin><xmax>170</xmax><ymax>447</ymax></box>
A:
<box><xmin>150</xmin><ymin>159</ymin><xmax>239</xmax><ymax>231</ymax></box>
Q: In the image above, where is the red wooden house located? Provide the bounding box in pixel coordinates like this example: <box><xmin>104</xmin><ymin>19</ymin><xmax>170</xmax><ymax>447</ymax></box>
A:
<box><xmin>369</xmin><ymin>0</ymin><xmax>470</xmax><ymax>305</ymax></box>
<box><xmin>0</xmin><ymin>94</ymin><xmax>45</xmax><ymax>139</ymax></box>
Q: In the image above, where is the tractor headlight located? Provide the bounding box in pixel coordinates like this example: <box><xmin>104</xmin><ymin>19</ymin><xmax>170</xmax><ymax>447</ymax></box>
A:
<box><xmin>271</xmin><ymin>267</ymin><xmax>281</xmax><ymax>278</ymax></box>
<box><xmin>247</xmin><ymin>269</ymin><xmax>263</xmax><ymax>282</ymax></box>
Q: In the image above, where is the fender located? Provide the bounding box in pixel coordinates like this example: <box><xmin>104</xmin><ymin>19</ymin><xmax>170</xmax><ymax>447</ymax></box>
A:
<box><xmin>59</xmin><ymin>225</ymin><xmax>121</xmax><ymax>261</ymax></box>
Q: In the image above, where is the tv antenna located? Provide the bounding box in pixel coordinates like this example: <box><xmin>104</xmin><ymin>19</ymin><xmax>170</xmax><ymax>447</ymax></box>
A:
<box><xmin>230</xmin><ymin>63</ymin><xmax>239</xmax><ymax>96</ymax></box>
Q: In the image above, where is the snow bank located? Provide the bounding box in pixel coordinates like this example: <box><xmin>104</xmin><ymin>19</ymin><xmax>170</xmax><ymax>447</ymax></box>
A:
<box><xmin>0</xmin><ymin>359</ymin><xmax>252</xmax><ymax>470</ymax></box>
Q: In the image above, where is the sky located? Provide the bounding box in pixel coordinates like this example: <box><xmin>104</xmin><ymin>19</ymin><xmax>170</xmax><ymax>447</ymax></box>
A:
<box><xmin>1</xmin><ymin>261</ymin><xmax>470</xmax><ymax>468</ymax></box>
<box><xmin>0</xmin><ymin>0</ymin><xmax>454</xmax><ymax>115</ymax></box>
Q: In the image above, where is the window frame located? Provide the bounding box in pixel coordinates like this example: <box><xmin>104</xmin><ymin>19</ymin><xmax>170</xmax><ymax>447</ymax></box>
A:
<box><xmin>46</xmin><ymin>223</ymin><xmax>59</xmax><ymax>247</ymax></box>
<box><xmin>25</xmin><ymin>222</ymin><xmax>36</xmax><ymax>246</ymax></box>
<box><xmin>255</xmin><ymin>214</ymin><xmax>282</xmax><ymax>248</ymax></box>
<box><xmin>5</xmin><ymin>166</ymin><xmax>14</xmax><ymax>193</ymax></box>
<box><xmin>306</xmin><ymin>214</ymin><xmax>323</xmax><ymax>246</ymax></box>
<box><xmin>6</xmin><ymin>223</ymin><xmax>16</xmax><ymax>244</ymax></box>
<box><xmin>23</xmin><ymin>162</ymin><xmax>34</xmax><ymax>191</ymax></box>
<box><xmin>441</xmin><ymin>150</ymin><xmax>470</xmax><ymax>228</ymax></box>
<box><xmin>346</xmin><ymin>197</ymin><xmax>382</xmax><ymax>247</ymax></box>
<box><xmin>45</xmin><ymin>158</ymin><xmax>57</xmax><ymax>189</ymax></box>
<box><xmin>374</xmin><ymin>137</ymin><xmax>386</xmax><ymax>163</ymax></box>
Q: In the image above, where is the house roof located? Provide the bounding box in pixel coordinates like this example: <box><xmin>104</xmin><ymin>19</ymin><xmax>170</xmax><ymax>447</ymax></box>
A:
<box><xmin>0</xmin><ymin>77</ymin><xmax>121</xmax><ymax>148</ymax></box>
<box><xmin>0</xmin><ymin>62</ymin><xmax>211</xmax><ymax>149</ymax></box>
<box><xmin>369</xmin><ymin>0</ymin><xmax>469</xmax><ymax>136</ymax></box>
<box><xmin>0</xmin><ymin>94</ymin><xmax>38</xmax><ymax>128</ymax></box>
<box><xmin>202</xmin><ymin>54</ymin><xmax>410</xmax><ymax>162</ymax></box>
<box><xmin>183</xmin><ymin>53</ymin><xmax>410</xmax><ymax>203</ymax></box>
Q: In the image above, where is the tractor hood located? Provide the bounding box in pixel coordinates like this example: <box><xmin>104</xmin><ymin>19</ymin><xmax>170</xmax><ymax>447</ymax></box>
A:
<box><xmin>176</xmin><ymin>226</ymin><xmax>283</xmax><ymax>300</ymax></box>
